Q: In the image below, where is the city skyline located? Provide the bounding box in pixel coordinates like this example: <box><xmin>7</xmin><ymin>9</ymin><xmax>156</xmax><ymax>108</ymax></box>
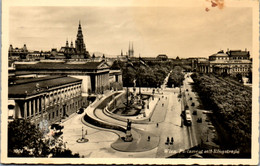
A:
<box><xmin>9</xmin><ymin>6</ymin><xmax>252</xmax><ymax>58</ymax></box>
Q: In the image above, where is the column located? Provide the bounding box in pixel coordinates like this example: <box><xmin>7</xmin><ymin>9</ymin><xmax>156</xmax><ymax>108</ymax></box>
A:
<box><xmin>37</xmin><ymin>98</ymin><xmax>39</xmax><ymax>115</ymax></box>
<box><xmin>95</xmin><ymin>75</ymin><xmax>98</xmax><ymax>93</ymax></box>
<box><xmin>98</xmin><ymin>75</ymin><xmax>100</xmax><ymax>93</ymax></box>
<box><xmin>43</xmin><ymin>95</ymin><xmax>46</xmax><ymax>112</ymax></box>
<box><xmin>24</xmin><ymin>101</ymin><xmax>27</xmax><ymax>118</ymax></box>
<box><xmin>33</xmin><ymin>99</ymin><xmax>36</xmax><ymax>117</ymax></box>
<box><xmin>29</xmin><ymin>100</ymin><xmax>32</xmax><ymax>117</ymax></box>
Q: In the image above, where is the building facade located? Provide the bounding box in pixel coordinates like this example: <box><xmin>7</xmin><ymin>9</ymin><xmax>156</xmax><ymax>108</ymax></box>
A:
<box><xmin>13</xmin><ymin>60</ymin><xmax>111</xmax><ymax>95</ymax></box>
<box><xmin>9</xmin><ymin>22</ymin><xmax>90</xmax><ymax>61</ymax></box>
<box><xmin>8</xmin><ymin>76</ymin><xmax>83</xmax><ymax>126</ymax></box>
<box><xmin>197</xmin><ymin>49</ymin><xmax>252</xmax><ymax>76</ymax></box>
<box><xmin>9</xmin><ymin>44</ymin><xmax>28</xmax><ymax>60</ymax></box>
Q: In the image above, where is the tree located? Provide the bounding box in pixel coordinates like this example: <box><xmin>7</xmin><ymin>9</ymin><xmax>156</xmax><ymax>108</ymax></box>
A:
<box><xmin>8</xmin><ymin>119</ymin><xmax>79</xmax><ymax>157</ymax></box>
<box><xmin>247</xmin><ymin>70</ymin><xmax>252</xmax><ymax>83</ymax></box>
<box><xmin>8</xmin><ymin>119</ymin><xmax>49</xmax><ymax>157</ymax></box>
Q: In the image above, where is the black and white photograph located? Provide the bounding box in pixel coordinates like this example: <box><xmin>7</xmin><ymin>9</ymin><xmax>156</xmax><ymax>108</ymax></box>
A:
<box><xmin>1</xmin><ymin>0</ymin><xmax>259</xmax><ymax>165</ymax></box>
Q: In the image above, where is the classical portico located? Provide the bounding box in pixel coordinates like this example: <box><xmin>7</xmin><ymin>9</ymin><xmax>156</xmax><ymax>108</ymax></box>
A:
<box><xmin>14</xmin><ymin>60</ymin><xmax>111</xmax><ymax>96</ymax></box>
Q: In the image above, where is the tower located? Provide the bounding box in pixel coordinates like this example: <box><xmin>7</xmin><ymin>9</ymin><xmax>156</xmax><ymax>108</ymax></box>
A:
<box><xmin>66</xmin><ymin>39</ymin><xmax>69</xmax><ymax>47</ymax></box>
<box><xmin>70</xmin><ymin>41</ymin><xmax>74</xmax><ymax>48</ymax></box>
<box><xmin>75</xmin><ymin>21</ymin><xmax>89</xmax><ymax>58</ymax></box>
<box><xmin>128</xmin><ymin>42</ymin><xmax>134</xmax><ymax>57</ymax></box>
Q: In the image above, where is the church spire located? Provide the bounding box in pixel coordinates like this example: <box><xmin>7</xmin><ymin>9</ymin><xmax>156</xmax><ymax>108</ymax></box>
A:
<box><xmin>66</xmin><ymin>38</ymin><xmax>69</xmax><ymax>47</ymax></box>
<box><xmin>128</xmin><ymin>41</ymin><xmax>134</xmax><ymax>57</ymax></box>
<box><xmin>75</xmin><ymin>21</ymin><xmax>88</xmax><ymax>57</ymax></box>
<box><xmin>70</xmin><ymin>40</ymin><xmax>73</xmax><ymax>48</ymax></box>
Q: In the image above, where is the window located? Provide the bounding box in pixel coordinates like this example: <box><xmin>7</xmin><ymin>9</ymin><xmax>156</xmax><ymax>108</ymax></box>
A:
<box><xmin>52</xmin><ymin>112</ymin><xmax>55</xmax><ymax>119</ymax></box>
<box><xmin>56</xmin><ymin>110</ymin><xmax>58</xmax><ymax>116</ymax></box>
<box><xmin>49</xmin><ymin>113</ymin><xmax>51</xmax><ymax>120</ymax></box>
<box><xmin>8</xmin><ymin>105</ymin><xmax>15</xmax><ymax>109</ymax></box>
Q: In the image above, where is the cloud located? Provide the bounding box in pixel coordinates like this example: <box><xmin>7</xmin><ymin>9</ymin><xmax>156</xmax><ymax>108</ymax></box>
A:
<box><xmin>9</xmin><ymin>6</ymin><xmax>252</xmax><ymax>58</ymax></box>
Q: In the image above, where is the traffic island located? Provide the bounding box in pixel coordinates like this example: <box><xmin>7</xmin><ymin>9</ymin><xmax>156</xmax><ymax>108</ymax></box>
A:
<box><xmin>76</xmin><ymin>138</ymin><xmax>89</xmax><ymax>143</ymax></box>
<box><xmin>111</xmin><ymin>128</ymin><xmax>159</xmax><ymax>152</ymax></box>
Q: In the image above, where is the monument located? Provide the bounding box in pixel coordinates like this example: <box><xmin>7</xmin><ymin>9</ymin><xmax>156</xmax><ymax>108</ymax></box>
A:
<box><xmin>124</xmin><ymin>119</ymin><xmax>133</xmax><ymax>142</ymax></box>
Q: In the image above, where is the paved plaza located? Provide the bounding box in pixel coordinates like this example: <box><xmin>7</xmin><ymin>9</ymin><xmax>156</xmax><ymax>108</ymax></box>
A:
<box><xmin>61</xmin><ymin>73</ymin><xmax>213</xmax><ymax>158</ymax></box>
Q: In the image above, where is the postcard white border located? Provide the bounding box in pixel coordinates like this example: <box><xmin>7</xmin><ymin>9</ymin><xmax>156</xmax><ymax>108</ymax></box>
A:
<box><xmin>1</xmin><ymin>0</ymin><xmax>259</xmax><ymax>165</ymax></box>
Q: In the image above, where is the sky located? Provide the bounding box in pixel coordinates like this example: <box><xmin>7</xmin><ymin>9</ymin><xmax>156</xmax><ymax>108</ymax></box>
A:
<box><xmin>9</xmin><ymin>5</ymin><xmax>252</xmax><ymax>58</ymax></box>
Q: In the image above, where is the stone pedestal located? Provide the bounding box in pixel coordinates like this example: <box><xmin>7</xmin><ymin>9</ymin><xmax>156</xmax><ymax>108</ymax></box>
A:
<box><xmin>124</xmin><ymin>130</ymin><xmax>133</xmax><ymax>142</ymax></box>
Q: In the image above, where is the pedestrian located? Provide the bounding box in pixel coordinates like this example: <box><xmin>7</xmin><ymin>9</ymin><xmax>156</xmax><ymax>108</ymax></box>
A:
<box><xmin>156</xmin><ymin>123</ymin><xmax>159</xmax><ymax>127</ymax></box>
<box><xmin>148</xmin><ymin>136</ymin><xmax>150</xmax><ymax>141</ymax></box>
<box><xmin>149</xmin><ymin>118</ymin><xmax>151</xmax><ymax>122</ymax></box>
<box><xmin>171</xmin><ymin>137</ymin><xmax>174</xmax><ymax>143</ymax></box>
<box><xmin>162</xmin><ymin>103</ymin><xmax>164</xmax><ymax>107</ymax></box>
<box><xmin>166</xmin><ymin>137</ymin><xmax>169</xmax><ymax>144</ymax></box>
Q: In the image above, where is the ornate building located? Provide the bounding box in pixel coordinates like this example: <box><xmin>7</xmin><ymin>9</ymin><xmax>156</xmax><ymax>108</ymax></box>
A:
<box><xmin>8</xmin><ymin>76</ymin><xmax>83</xmax><ymax>126</ymax></box>
<box><xmin>58</xmin><ymin>21</ymin><xmax>90</xmax><ymax>59</ymax></box>
<box><xmin>8</xmin><ymin>44</ymin><xmax>28</xmax><ymax>60</ymax></box>
<box><xmin>13</xmin><ymin>60</ymin><xmax>111</xmax><ymax>95</ymax></box>
<box><xmin>75</xmin><ymin>21</ymin><xmax>88</xmax><ymax>56</ymax></box>
<box><xmin>197</xmin><ymin>49</ymin><xmax>252</xmax><ymax>76</ymax></box>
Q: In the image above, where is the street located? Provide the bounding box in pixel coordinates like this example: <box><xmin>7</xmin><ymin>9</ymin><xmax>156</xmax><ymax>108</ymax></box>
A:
<box><xmin>61</xmin><ymin>73</ymin><xmax>204</xmax><ymax>158</ymax></box>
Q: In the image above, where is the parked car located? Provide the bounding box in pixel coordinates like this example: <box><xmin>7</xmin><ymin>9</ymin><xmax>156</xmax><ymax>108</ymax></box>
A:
<box><xmin>77</xmin><ymin>108</ymin><xmax>84</xmax><ymax>114</ymax></box>
<box><xmin>192</xmin><ymin>110</ymin><xmax>197</xmax><ymax>115</ymax></box>
<box><xmin>185</xmin><ymin>110</ymin><xmax>192</xmax><ymax>126</ymax></box>
<box><xmin>51</xmin><ymin>123</ymin><xmax>64</xmax><ymax>131</ymax></box>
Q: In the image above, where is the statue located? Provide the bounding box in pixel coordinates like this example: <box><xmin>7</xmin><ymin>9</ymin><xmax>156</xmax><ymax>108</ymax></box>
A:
<box><xmin>124</xmin><ymin>119</ymin><xmax>133</xmax><ymax>142</ymax></box>
<box><xmin>127</xmin><ymin>119</ymin><xmax>132</xmax><ymax>131</ymax></box>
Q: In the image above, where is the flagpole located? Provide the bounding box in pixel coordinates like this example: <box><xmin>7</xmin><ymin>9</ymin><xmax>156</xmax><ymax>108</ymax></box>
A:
<box><xmin>126</xmin><ymin>56</ymin><xmax>129</xmax><ymax>107</ymax></box>
<box><xmin>139</xmin><ymin>54</ymin><xmax>141</xmax><ymax>96</ymax></box>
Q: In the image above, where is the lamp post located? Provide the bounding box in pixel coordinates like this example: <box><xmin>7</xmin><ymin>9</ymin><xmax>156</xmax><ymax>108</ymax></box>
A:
<box><xmin>82</xmin><ymin>126</ymin><xmax>84</xmax><ymax>139</ymax></box>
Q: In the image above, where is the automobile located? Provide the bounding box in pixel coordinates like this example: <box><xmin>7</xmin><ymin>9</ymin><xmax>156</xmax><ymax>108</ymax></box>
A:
<box><xmin>51</xmin><ymin>123</ymin><xmax>64</xmax><ymax>131</ymax></box>
<box><xmin>77</xmin><ymin>108</ymin><xmax>84</xmax><ymax>114</ymax></box>
<box><xmin>192</xmin><ymin>110</ymin><xmax>197</xmax><ymax>115</ymax></box>
<box><xmin>185</xmin><ymin>110</ymin><xmax>192</xmax><ymax>126</ymax></box>
<box><xmin>203</xmin><ymin>110</ymin><xmax>213</xmax><ymax>114</ymax></box>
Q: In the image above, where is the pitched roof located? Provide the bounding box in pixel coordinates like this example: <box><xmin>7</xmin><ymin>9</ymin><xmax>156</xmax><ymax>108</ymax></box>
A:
<box><xmin>15</xmin><ymin>61</ymin><xmax>108</xmax><ymax>70</ymax></box>
<box><xmin>210</xmin><ymin>53</ymin><xmax>228</xmax><ymax>57</ymax></box>
<box><xmin>228</xmin><ymin>50</ymin><xmax>249</xmax><ymax>56</ymax></box>
<box><xmin>9</xmin><ymin>76</ymin><xmax>82</xmax><ymax>98</ymax></box>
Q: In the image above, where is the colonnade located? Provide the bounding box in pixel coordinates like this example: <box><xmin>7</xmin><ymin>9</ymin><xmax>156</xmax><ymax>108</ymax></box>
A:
<box><xmin>95</xmin><ymin>73</ymin><xmax>109</xmax><ymax>93</ymax></box>
<box><xmin>22</xmin><ymin>83</ymin><xmax>82</xmax><ymax>119</ymax></box>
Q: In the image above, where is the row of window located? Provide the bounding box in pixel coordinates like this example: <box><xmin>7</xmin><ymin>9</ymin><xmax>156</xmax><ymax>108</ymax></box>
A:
<box><xmin>48</xmin><ymin>100</ymin><xmax>81</xmax><ymax>121</ymax></box>
<box><xmin>233</xmin><ymin>68</ymin><xmax>250</xmax><ymax>72</ymax></box>
<box><xmin>45</xmin><ymin>85</ymin><xmax>81</xmax><ymax>107</ymax></box>
<box><xmin>210</xmin><ymin>57</ymin><xmax>249</xmax><ymax>60</ymax></box>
